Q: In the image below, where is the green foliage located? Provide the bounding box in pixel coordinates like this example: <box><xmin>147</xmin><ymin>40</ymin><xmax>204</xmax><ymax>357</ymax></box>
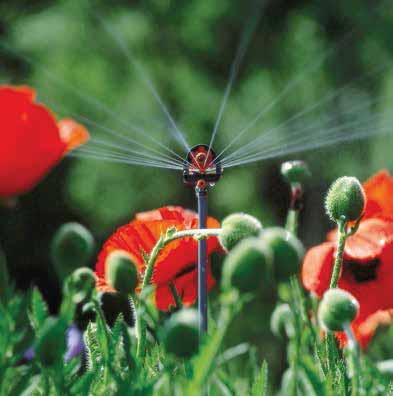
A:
<box><xmin>28</xmin><ymin>287</ymin><xmax>49</xmax><ymax>332</ymax></box>
<box><xmin>251</xmin><ymin>360</ymin><xmax>268</xmax><ymax>396</ymax></box>
<box><xmin>0</xmin><ymin>228</ymin><xmax>391</xmax><ymax>395</ymax></box>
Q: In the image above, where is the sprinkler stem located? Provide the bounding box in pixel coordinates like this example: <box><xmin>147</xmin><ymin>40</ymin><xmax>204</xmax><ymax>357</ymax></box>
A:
<box><xmin>196</xmin><ymin>184</ymin><xmax>208</xmax><ymax>337</ymax></box>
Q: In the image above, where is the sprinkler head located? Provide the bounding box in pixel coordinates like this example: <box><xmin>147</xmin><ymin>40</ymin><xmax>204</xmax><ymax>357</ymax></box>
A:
<box><xmin>183</xmin><ymin>144</ymin><xmax>222</xmax><ymax>188</ymax></box>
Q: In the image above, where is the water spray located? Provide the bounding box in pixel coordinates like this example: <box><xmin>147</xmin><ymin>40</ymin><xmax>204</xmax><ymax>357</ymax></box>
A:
<box><xmin>183</xmin><ymin>144</ymin><xmax>223</xmax><ymax>336</ymax></box>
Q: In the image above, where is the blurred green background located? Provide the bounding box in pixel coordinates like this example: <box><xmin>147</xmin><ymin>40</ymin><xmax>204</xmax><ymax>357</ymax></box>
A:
<box><xmin>1</xmin><ymin>0</ymin><xmax>392</xmax><ymax>386</ymax></box>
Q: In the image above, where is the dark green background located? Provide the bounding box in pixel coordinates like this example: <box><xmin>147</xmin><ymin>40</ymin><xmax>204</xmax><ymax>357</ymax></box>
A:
<box><xmin>1</xmin><ymin>0</ymin><xmax>392</xmax><ymax>385</ymax></box>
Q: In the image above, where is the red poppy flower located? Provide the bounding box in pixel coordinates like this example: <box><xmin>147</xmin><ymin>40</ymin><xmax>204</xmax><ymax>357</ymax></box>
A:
<box><xmin>302</xmin><ymin>170</ymin><xmax>393</xmax><ymax>348</ymax></box>
<box><xmin>0</xmin><ymin>85</ymin><xmax>89</xmax><ymax>199</ymax></box>
<box><xmin>96</xmin><ymin>206</ymin><xmax>221</xmax><ymax>311</ymax></box>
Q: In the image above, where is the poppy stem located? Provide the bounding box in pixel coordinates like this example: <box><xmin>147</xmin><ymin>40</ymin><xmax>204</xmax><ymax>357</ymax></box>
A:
<box><xmin>285</xmin><ymin>184</ymin><xmax>303</xmax><ymax>235</ymax></box>
<box><xmin>343</xmin><ymin>323</ymin><xmax>360</xmax><ymax>396</ymax></box>
<box><xmin>329</xmin><ymin>217</ymin><xmax>347</xmax><ymax>288</ymax></box>
<box><xmin>169</xmin><ymin>282</ymin><xmax>183</xmax><ymax>310</ymax></box>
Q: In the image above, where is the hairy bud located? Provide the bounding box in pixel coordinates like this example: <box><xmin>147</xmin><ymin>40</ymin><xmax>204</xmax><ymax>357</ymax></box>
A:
<box><xmin>219</xmin><ymin>213</ymin><xmax>262</xmax><ymax>251</ymax></box>
<box><xmin>161</xmin><ymin>308</ymin><xmax>199</xmax><ymax>358</ymax></box>
<box><xmin>281</xmin><ymin>160</ymin><xmax>311</xmax><ymax>185</ymax></box>
<box><xmin>51</xmin><ymin>222</ymin><xmax>95</xmax><ymax>280</ymax></box>
<box><xmin>325</xmin><ymin>177</ymin><xmax>365</xmax><ymax>223</ymax></box>
<box><xmin>105</xmin><ymin>250</ymin><xmax>138</xmax><ymax>295</ymax></box>
<box><xmin>318</xmin><ymin>288</ymin><xmax>359</xmax><ymax>331</ymax></box>
<box><xmin>221</xmin><ymin>237</ymin><xmax>271</xmax><ymax>293</ymax></box>
<box><xmin>259</xmin><ymin>227</ymin><xmax>304</xmax><ymax>280</ymax></box>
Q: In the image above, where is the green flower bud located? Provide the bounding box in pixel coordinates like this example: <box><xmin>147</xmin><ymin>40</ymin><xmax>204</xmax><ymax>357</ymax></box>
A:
<box><xmin>67</xmin><ymin>267</ymin><xmax>96</xmax><ymax>304</ymax></box>
<box><xmin>270</xmin><ymin>304</ymin><xmax>295</xmax><ymax>338</ymax></box>
<box><xmin>325</xmin><ymin>177</ymin><xmax>365</xmax><ymax>223</ymax></box>
<box><xmin>161</xmin><ymin>308</ymin><xmax>199</xmax><ymax>358</ymax></box>
<box><xmin>318</xmin><ymin>288</ymin><xmax>359</xmax><ymax>332</ymax></box>
<box><xmin>35</xmin><ymin>317</ymin><xmax>67</xmax><ymax>366</ymax></box>
<box><xmin>219</xmin><ymin>213</ymin><xmax>262</xmax><ymax>251</ymax></box>
<box><xmin>51</xmin><ymin>223</ymin><xmax>95</xmax><ymax>280</ymax></box>
<box><xmin>281</xmin><ymin>160</ymin><xmax>311</xmax><ymax>185</ymax></box>
<box><xmin>221</xmin><ymin>237</ymin><xmax>271</xmax><ymax>293</ymax></box>
<box><xmin>259</xmin><ymin>227</ymin><xmax>304</xmax><ymax>280</ymax></box>
<box><xmin>105</xmin><ymin>250</ymin><xmax>138</xmax><ymax>295</ymax></box>
<box><xmin>98</xmin><ymin>291</ymin><xmax>135</xmax><ymax>327</ymax></box>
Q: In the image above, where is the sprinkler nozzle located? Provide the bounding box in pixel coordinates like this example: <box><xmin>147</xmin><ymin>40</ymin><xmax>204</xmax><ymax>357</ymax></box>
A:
<box><xmin>183</xmin><ymin>144</ymin><xmax>222</xmax><ymax>187</ymax></box>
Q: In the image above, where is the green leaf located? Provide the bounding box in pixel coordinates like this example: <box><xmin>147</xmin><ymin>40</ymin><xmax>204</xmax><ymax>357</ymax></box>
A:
<box><xmin>70</xmin><ymin>372</ymin><xmax>95</xmax><ymax>396</ymax></box>
<box><xmin>251</xmin><ymin>360</ymin><xmax>268</xmax><ymax>396</ymax></box>
<box><xmin>28</xmin><ymin>288</ymin><xmax>49</xmax><ymax>332</ymax></box>
<box><xmin>84</xmin><ymin>322</ymin><xmax>102</xmax><ymax>371</ymax></box>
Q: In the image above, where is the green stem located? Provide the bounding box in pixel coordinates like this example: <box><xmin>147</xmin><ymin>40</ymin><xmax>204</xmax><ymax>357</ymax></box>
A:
<box><xmin>344</xmin><ymin>324</ymin><xmax>360</xmax><ymax>396</ymax></box>
<box><xmin>329</xmin><ymin>219</ymin><xmax>347</xmax><ymax>288</ymax></box>
<box><xmin>189</xmin><ymin>299</ymin><xmax>237</xmax><ymax>390</ymax></box>
<box><xmin>169</xmin><ymin>282</ymin><xmax>183</xmax><ymax>310</ymax></box>
<box><xmin>136</xmin><ymin>306</ymin><xmax>147</xmax><ymax>359</ymax></box>
<box><xmin>285</xmin><ymin>209</ymin><xmax>299</xmax><ymax>236</ymax></box>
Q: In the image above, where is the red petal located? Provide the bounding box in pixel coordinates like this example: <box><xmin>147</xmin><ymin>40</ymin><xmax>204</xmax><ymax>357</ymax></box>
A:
<box><xmin>328</xmin><ymin>218</ymin><xmax>393</xmax><ymax>262</ymax></box>
<box><xmin>95</xmin><ymin>206</ymin><xmax>221</xmax><ymax>310</ymax></box>
<box><xmin>335</xmin><ymin>309</ymin><xmax>393</xmax><ymax>349</ymax></box>
<box><xmin>154</xmin><ymin>264</ymin><xmax>215</xmax><ymax>311</ymax></box>
<box><xmin>301</xmin><ymin>242</ymin><xmax>335</xmax><ymax>297</ymax></box>
<box><xmin>0</xmin><ymin>85</ymin><xmax>65</xmax><ymax>197</ymax></box>
<box><xmin>363</xmin><ymin>170</ymin><xmax>393</xmax><ymax>220</ymax></box>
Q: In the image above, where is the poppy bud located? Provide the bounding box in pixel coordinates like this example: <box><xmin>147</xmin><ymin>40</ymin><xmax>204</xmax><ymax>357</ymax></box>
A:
<box><xmin>51</xmin><ymin>222</ymin><xmax>95</xmax><ymax>280</ymax></box>
<box><xmin>97</xmin><ymin>291</ymin><xmax>135</xmax><ymax>327</ymax></box>
<box><xmin>161</xmin><ymin>308</ymin><xmax>199</xmax><ymax>358</ymax></box>
<box><xmin>325</xmin><ymin>177</ymin><xmax>365</xmax><ymax>223</ymax></box>
<box><xmin>221</xmin><ymin>238</ymin><xmax>271</xmax><ymax>293</ymax></box>
<box><xmin>35</xmin><ymin>317</ymin><xmax>67</xmax><ymax>366</ymax></box>
<box><xmin>318</xmin><ymin>288</ymin><xmax>359</xmax><ymax>332</ymax></box>
<box><xmin>66</xmin><ymin>267</ymin><xmax>96</xmax><ymax>305</ymax></box>
<box><xmin>270</xmin><ymin>304</ymin><xmax>295</xmax><ymax>338</ymax></box>
<box><xmin>259</xmin><ymin>227</ymin><xmax>304</xmax><ymax>279</ymax></box>
<box><xmin>281</xmin><ymin>160</ymin><xmax>311</xmax><ymax>185</ymax></box>
<box><xmin>219</xmin><ymin>213</ymin><xmax>262</xmax><ymax>251</ymax></box>
<box><xmin>105</xmin><ymin>250</ymin><xmax>138</xmax><ymax>295</ymax></box>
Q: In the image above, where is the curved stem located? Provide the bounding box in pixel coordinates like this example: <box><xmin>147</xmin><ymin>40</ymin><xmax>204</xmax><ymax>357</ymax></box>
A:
<box><xmin>329</xmin><ymin>219</ymin><xmax>347</xmax><ymax>288</ymax></box>
<box><xmin>285</xmin><ymin>209</ymin><xmax>299</xmax><ymax>235</ymax></box>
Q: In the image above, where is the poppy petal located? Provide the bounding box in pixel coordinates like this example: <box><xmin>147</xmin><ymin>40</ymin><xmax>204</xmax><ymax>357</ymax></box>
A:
<box><xmin>95</xmin><ymin>206</ymin><xmax>221</xmax><ymax>310</ymax></box>
<box><xmin>0</xmin><ymin>85</ymin><xmax>65</xmax><ymax>197</ymax></box>
<box><xmin>301</xmin><ymin>242</ymin><xmax>335</xmax><ymax>297</ymax></box>
<box><xmin>58</xmin><ymin>118</ymin><xmax>90</xmax><ymax>153</ymax></box>
<box><xmin>154</xmin><ymin>264</ymin><xmax>215</xmax><ymax>311</ymax></box>
<box><xmin>327</xmin><ymin>218</ymin><xmax>393</xmax><ymax>262</ymax></box>
<box><xmin>363</xmin><ymin>170</ymin><xmax>393</xmax><ymax>220</ymax></box>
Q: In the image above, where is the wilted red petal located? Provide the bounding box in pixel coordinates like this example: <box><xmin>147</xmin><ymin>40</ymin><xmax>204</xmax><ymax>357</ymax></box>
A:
<box><xmin>301</xmin><ymin>242</ymin><xmax>335</xmax><ymax>297</ymax></box>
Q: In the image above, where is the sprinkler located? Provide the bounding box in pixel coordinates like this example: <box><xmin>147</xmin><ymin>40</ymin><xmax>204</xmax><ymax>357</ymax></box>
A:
<box><xmin>183</xmin><ymin>144</ymin><xmax>222</xmax><ymax>336</ymax></box>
